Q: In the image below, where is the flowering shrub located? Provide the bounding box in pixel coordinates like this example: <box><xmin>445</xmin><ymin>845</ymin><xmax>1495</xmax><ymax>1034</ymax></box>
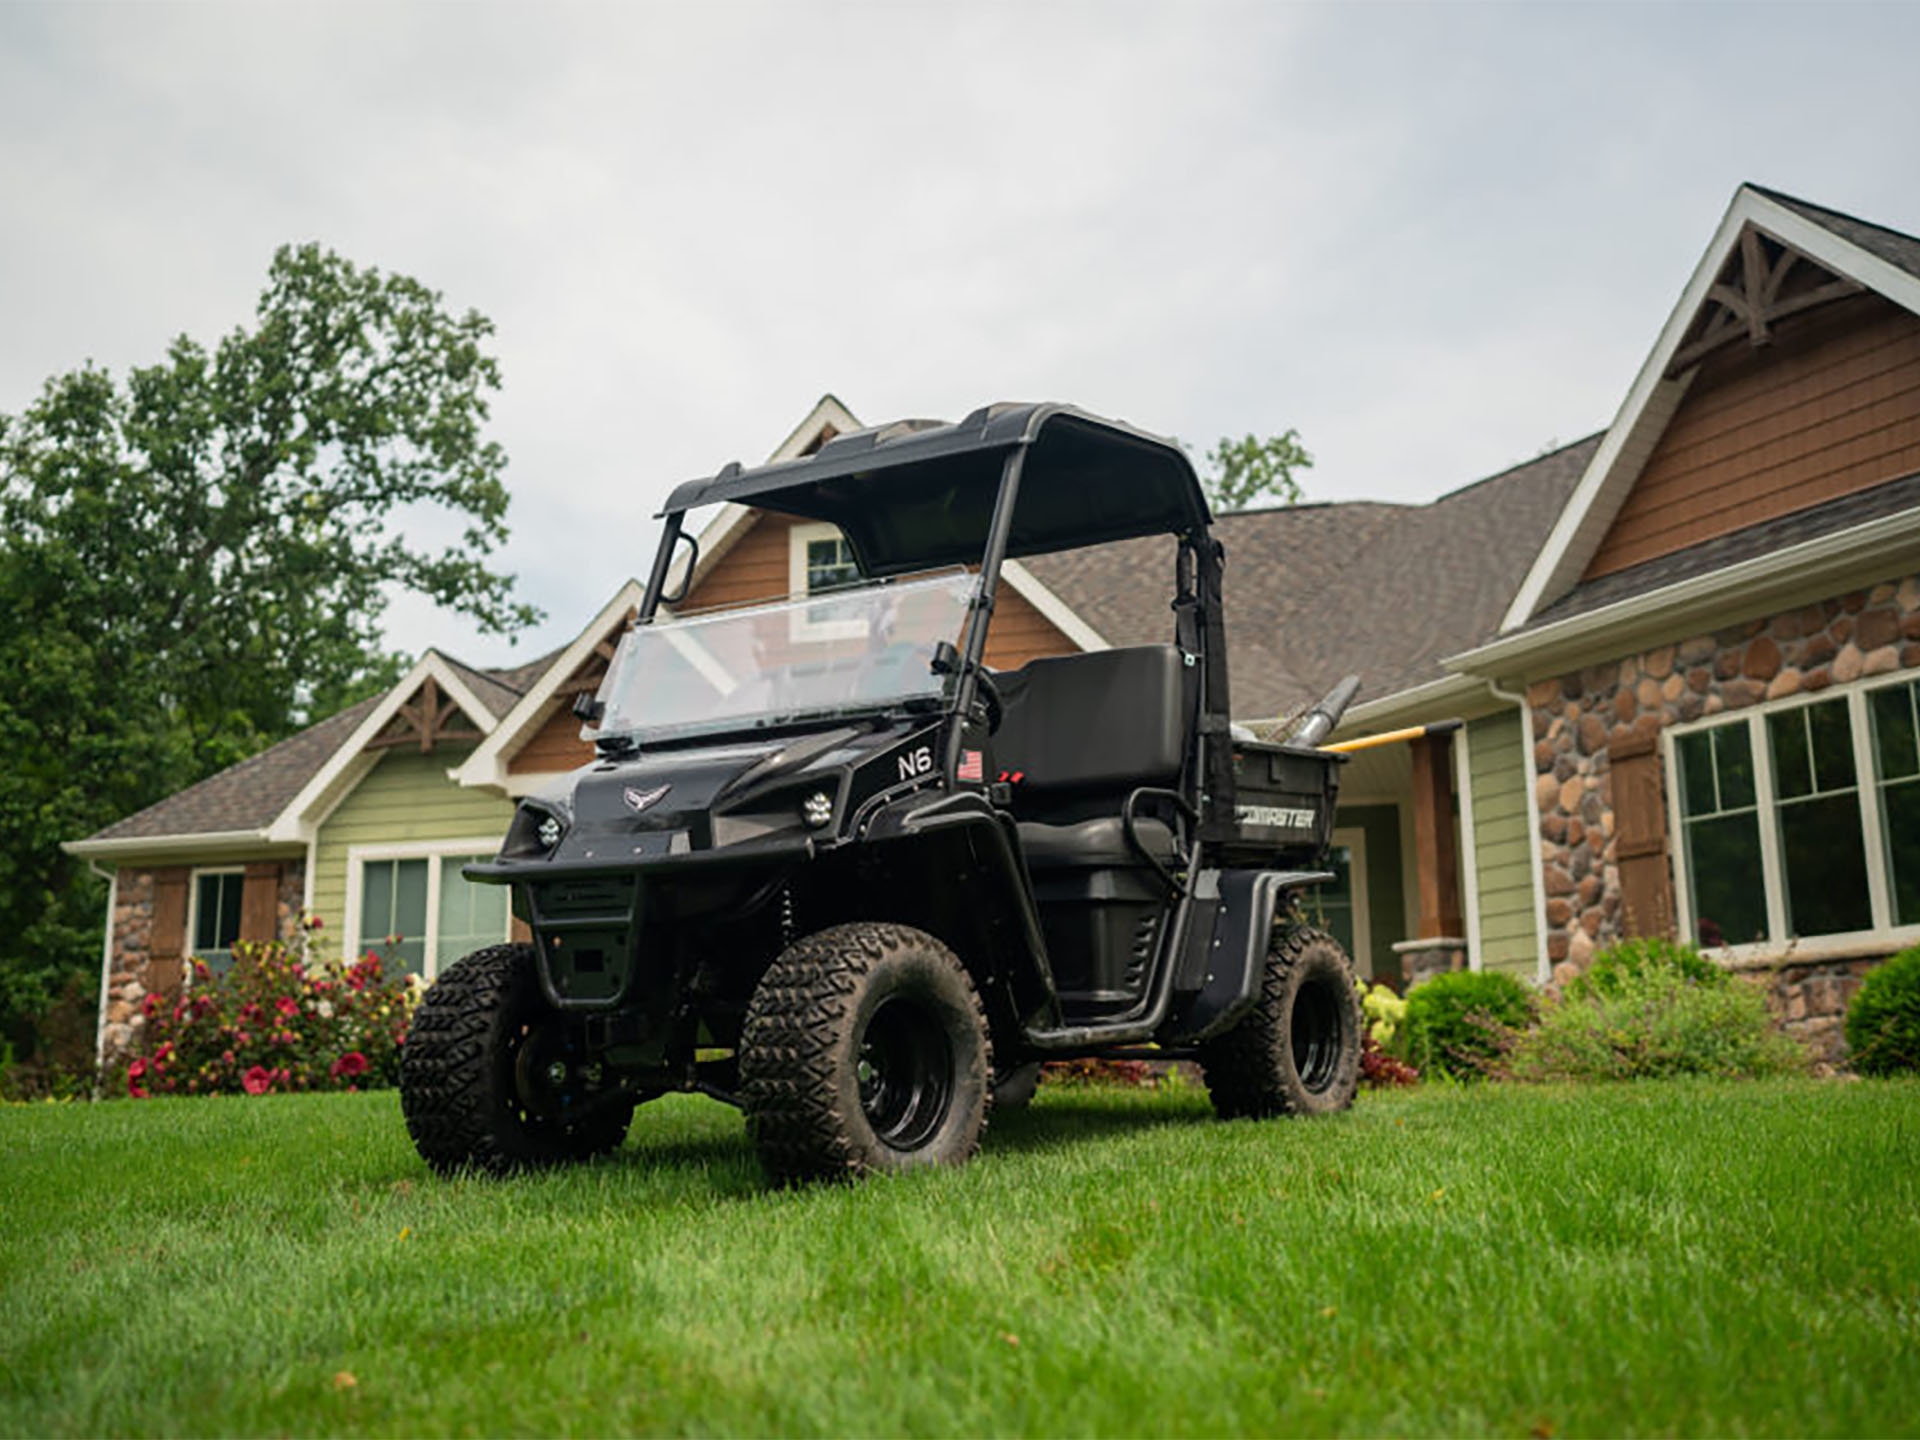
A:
<box><xmin>1042</xmin><ymin>1057</ymin><xmax>1162</xmax><ymax>1088</ymax></box>
<box><xmin>1356</xmin><ymin>980</ymin><xmax>1419</xmax><ymax>1088</ymax></box>
<box><xmin>124</xmin><ymin>937</ymin><xmax>416</xmax><ymax>1099</ymax></box>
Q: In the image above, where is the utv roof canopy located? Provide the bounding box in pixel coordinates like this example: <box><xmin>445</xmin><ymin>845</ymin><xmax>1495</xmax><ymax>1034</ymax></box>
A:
<box><xmin>659</xmin><ymin>402</ymin><xmax>1212</xmax><ymax>577</ymax></box>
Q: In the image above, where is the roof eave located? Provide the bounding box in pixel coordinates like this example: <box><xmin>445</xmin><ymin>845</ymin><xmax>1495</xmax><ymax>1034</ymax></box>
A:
<box><xmin>1454</xmin><ymin>506</ymin><xmax>1920</xmax><ymax>680</ymax></box>
<box><xmin>63</xmin><ymin>830</ymin><xmax>305</xmax><ymax>863</ymax></box>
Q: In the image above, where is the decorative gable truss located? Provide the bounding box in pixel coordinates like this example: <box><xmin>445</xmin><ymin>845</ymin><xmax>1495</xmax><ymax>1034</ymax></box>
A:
<box><xmin>364</xmin><ymin>673</ymin><xmax>487</xmax><ymax>754</ymax></box>
<box><xmin>263</xmin><ymin>652</ymin><xmax>501</xmax><ymax>843</ymax></box>
<box><xmin>1665</xmin><ymin>225</ymin><xmax>1863</xmax><ymax>377</ymax></box>
<box><xmin>1503</xmin><ymin>185</ymin><xmax>1920</xmax><ymax>631</ymax></box>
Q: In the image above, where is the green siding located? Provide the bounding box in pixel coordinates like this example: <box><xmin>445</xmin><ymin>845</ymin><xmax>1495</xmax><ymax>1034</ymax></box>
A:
<box><xmin>1331</xmin><ymin>803</ymin><xmax>1406</xmax><ymax>985</ymax></box>
<box><xmin>310</xmin><ymin>748</ymin><xmax>513</xmax><ymax>959</ymax></box>
<box><xmin>1467</xmin><ymin>711</ymin><xmax>1539</xmax><ymax>978</ymax></box>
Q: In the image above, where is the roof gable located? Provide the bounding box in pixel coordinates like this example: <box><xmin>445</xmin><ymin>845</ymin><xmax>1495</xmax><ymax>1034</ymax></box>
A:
<box><xmin>1503</xmin><ymin>184</ymin><xmax>1920</xmax><ymax>631</ymax></box>
<box><xmin>454</xmin><ymin>579</ymin><xmax>646</xmax><ymax>794</ymax></box>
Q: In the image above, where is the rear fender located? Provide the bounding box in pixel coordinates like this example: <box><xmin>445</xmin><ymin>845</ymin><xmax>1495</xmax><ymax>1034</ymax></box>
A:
<box><xmin>1159</xmin><ymin>868</ymin><xmax>1333</xmax><ymax>1044</ymax></box>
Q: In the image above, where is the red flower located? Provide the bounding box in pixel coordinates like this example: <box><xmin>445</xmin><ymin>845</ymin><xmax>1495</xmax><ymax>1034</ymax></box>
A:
<box><xmin>142</xmin><ymin>993</ymin><xmax>161</xmax><ymax>1017</ymax></box>
<box><xmin>330</xmin><ymin>1051</ymin><xmax>369</xmax><ymax>1080</ymax></box>
<box><xmin>276</xmin><ymin>996</ymin><xmax>299</xmax><ymax>1017</ymax></box>
<box><xmin>242</xmin><ymin>1065</ymin><xmax>273</xmax><ymax>1096</ymax></box>
<box><xmin>126</xmin><ymin>1057</ymin><xmax>149</xmax><ymax>1099</ymax></box>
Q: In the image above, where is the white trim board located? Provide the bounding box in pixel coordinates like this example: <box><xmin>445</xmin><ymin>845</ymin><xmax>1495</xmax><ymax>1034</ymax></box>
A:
<box><xmin>455</xmin><ymin>579</ymin><xmax>646</xmax><ymax>794</ymax></box>
<box><xmin>265</xmin><ymin>651</ymin><xmax>499</xmax><ymax>845</ymax></box>
<box><xmin>1503</xmin><ymin>185</ymin><xmax>1920</xmax><ymax>632</ymax></box>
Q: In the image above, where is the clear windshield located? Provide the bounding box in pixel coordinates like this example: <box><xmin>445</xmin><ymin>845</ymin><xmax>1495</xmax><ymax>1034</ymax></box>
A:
<box><xmin>593</xmin><ymin>571</ymin><xmax>977</xmax><ymax>744</ymax></box>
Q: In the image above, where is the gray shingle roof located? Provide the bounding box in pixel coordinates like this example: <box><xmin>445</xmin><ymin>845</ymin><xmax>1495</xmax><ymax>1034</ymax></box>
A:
<box><xmin>1753</xmin><ymin>185</ymin><xmax>1920</xmax><ymax>283</ymax></box>
<box><xmin>84</xmin><ymin>696</ymin><xmax>385</xmax><ymax>843</ymax></box>
<box><xmin>78</xmin><ymin>647</ymin><xmax>564</xmax><ymax>846</ymax></box>
<box><xmin>1022</xmin><ymin>435</ymin><xmax>1600</xmax><ymax>720</ymax></box>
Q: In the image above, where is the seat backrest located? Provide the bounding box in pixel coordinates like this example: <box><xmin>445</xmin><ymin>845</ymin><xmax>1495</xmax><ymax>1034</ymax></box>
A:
<box><xmin>993</xmin><ymin>645</ymin><xmax>1186</xmax><ymax>798</ymax></box>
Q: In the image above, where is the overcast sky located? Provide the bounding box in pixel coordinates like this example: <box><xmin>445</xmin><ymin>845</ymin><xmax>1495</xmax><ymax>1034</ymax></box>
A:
<box><xmin>5</xmin><ymin>1</ymin><xmax>1919</xmax><ymax>670</ymax></box>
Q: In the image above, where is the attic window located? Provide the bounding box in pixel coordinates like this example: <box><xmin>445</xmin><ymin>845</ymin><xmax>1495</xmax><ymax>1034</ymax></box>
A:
<box><xmin>788</xmin><ymin>521</ymin><xmax>865</xmax><ymax>641</ymax></box>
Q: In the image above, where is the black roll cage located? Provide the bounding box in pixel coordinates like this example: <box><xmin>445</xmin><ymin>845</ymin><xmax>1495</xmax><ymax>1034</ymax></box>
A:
<box><xmin>630</xmin><ymin>401</ymin><xmax>1239</xmax><ymax>834</ymax></box>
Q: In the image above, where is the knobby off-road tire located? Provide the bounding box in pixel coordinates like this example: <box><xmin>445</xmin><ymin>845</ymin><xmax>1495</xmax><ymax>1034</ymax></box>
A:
<box><xmin>1199</xmin><ymin>924</ymin><xmax>1362</xmax><ymax>1119</ymax></box>
<box><xmin>401</xmin><ymin>943</ymin><xmax>635</xmax><ymax>1176</ymax></box>
<box><xmin>740</xmin><ymin>922</ymin><xmax>992</xmax><ymax>1184</ymax></box>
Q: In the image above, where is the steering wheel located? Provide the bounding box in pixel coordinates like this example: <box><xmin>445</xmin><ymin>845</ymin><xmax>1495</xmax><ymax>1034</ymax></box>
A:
<box><xmin>971</xmin><ymin>668</ymin><xmax>1003</xmax><ymax>735</ymax></box>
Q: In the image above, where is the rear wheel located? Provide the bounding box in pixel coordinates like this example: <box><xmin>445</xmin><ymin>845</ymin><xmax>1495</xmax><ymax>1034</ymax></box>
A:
<box><xmin>1199</xmin><ymin>924</ymin><xmax>1361</xmax><ymax>1119</ymax></box>
<box><xmin>741</xmin><ymin>922</ymin><xmax>992</xmax><ymax>1182</ymax></box>
<box><xmin>401</xmin><ymin>943</ymin><xmax>636</xmax><ymax>1175</ymax></box>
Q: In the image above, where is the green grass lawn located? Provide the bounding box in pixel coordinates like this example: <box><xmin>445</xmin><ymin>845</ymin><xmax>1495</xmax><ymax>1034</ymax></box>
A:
<box><xmin>3</xmin><ymin>1078</ymin><xmax>1917</xmax><ymax>1438</ymax></box>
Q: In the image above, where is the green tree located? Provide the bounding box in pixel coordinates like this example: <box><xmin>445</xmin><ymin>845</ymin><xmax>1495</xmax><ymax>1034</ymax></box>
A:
<box><xmin>1203</xmin><ymin>429</ymin><xmax>1313</xmax><ymax>512</ymax></box>
<box><xmin>0</xmin><ymin>243</ymin><xmax>540</xmax><ymax>1056</ymax></box>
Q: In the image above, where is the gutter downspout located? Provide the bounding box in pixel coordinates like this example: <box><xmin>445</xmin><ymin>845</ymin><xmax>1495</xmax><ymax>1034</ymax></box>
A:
<box><xmin>88</xmin><ymin>860</ymin><xmax>117</xmax><ymax>1098</ymax></box>
<box><xmin>1486</xmin><ymin>678</ymin><xmax>1553</xmax><ymax>985</ymax></box>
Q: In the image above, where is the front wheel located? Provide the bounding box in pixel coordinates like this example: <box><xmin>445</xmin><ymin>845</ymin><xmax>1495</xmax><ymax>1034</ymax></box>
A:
<box><xmin>740</xmin><ymin>922</ymin><xmax>992</xmax><ymax>1183</ymax></box>
<box><xmin>400</xmin><ymin>943</ymin><xmax>636</xmax><ymax>1175</ymax></box>
<box><xmin>1198</xmin><ymin>924</ymin><xmax>1361</xmax><ymax>1119</ymax></box>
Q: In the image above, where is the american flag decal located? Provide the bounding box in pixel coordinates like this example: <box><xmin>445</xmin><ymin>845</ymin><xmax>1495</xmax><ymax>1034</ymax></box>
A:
<box><xmin>957</xmin><ymin>749</ymin><xmax>984</xmax><ymax>783</ymax></box>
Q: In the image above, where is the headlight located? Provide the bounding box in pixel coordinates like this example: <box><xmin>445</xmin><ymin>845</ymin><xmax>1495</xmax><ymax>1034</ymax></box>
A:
<box><xmin>802</xmin><ymin>791</ymin><xmax>834</xmax><ymax>828</ymax></box>
<box><xmin>503</xmin><ymin>801</ymin><xmax>569</xmax><ymax>858</ymax></box>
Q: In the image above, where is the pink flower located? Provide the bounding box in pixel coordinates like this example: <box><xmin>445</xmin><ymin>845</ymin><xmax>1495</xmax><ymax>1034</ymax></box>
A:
<box><xmin>127</xmin><ymin>1057</ymin><xmax>149</xmax><ymax>1099</ymax></box>
<box><xmin>242</xmin><ymin>1066</ymin><xmax>273</xmax><ymax>1096</ymax></box>
<box><xmin>330</xmin><ymin>1051</ymin><xmax>369</xmax><ymax>1080</ymax></box>
<box><xmin>142</xmin><ymin>993</ymin><xmax>160</xmax><ymax>1017</ymax></box>
<box><xmin>276</xmin><ymin>996</ymin><xmax>299</xmax><ymax>1017</ymax></box>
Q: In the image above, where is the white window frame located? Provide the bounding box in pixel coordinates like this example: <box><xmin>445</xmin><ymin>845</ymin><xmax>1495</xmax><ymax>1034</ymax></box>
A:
<box><xmin>1664</xmin><ymin>669</ymin><xmax>1920</xmax><ymax>965</ymax></box>
<box><xmin>342</xmin><ymin>838</ymin><xmax>510</xmax><ymax>982</ymax></box>
<box><xmin>186</xmin><ymin>866</ymin><xmax>246</xmax><ymax>968</ymax></box>
<box><xmin>786</xmin><ymin>521</ymin><xmax>866</xmax><ymax>642</ymax></box>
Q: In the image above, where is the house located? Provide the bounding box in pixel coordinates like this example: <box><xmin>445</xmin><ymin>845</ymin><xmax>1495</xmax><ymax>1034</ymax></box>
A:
<box><xmin>70</xmin><ymin>182</ymin><xmax>1920</xmax><ymax>1066</ymax></box>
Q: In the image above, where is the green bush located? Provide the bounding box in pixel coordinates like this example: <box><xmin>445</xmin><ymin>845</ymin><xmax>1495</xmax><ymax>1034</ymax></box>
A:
<box><xmin>1568</xmin><ymin>936</ymin><xmax>1726</xmax><ymax>999</ymax></box>
<box><xmin>1844</xmin><ymin>945</ymin><xmax>1920</xmax><ymax>1076</ymax></box>
<box><xmin>1404</xmin><ymin>971</ymin><xmax>1534</xmax><ymax>1080</ymax></box>
<box><xmin>1513</xmin><ymin>964</ymin><xmax>1803</xmax><ymax>1082</ymax></box>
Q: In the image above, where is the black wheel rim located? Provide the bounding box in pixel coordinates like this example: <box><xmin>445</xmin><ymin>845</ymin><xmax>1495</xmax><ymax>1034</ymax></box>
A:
<box><xmin>856</xmin><ymin>996</ymin><xmax>953</xmax><ymax>1150</ymax></box>
<box><xmin>1290</xmin><ymin>974</ymin><xmax>1345</xmax><ymax>1094</ymax></box>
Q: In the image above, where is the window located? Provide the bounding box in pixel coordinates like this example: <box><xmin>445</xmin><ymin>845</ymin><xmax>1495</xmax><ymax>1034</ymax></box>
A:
<box><xmin>1670</xmin><ymin>675</ymin><xmax>1919</xmax><ymax>952</ymax></box>
<box><xmin>350</xmin><ymin>846</ymin><xmax>510</xmax><ymax>981</ymax></box>
<box><xmin>787</xmin><ymin>522</ymin><xmax>866</xmax><ymax>641</ymax></box>
<box><xmin>1870</xmin><ymin>679</ymin><xmax>1920</xmax><ymax>926</ymax></box>
<box><xmin>191</xmin><ymin>870</ymin><xmax>245</xmax><ymax>972</ymax></box>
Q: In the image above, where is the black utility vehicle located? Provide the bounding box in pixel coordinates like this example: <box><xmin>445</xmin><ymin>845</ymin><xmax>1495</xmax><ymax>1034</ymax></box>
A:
<box><xmin>400</xmin><ymin>404</ymin><xmax>1364</xmax><ymax>1181</ymax></box>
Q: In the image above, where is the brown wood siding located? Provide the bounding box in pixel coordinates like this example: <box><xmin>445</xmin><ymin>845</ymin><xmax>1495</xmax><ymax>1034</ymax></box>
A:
<box><xmin>982</xmin><ymin>587</ymin><xmax>1075</xmax><ymax>670</ymax></box>
<box><xmin>1586</xmin><ymin>295</ymin><xmax>1920</xmax><ymax>580</ymax></box>
<box><xmin>508</xmin><ymin>704</ymin><xmax>595</xmax><ymax>776</ymax></box>
<box><xmin>684</xmin><ymin>512</ymin><xmax>800</xmax><ymax>612</ymax></box>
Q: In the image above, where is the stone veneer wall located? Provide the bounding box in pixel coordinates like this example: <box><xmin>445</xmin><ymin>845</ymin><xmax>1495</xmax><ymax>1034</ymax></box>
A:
<box><xmin>1525</xmin><ymin>572</ymin><xmax>1920</xmax><ymax>1062</ymax></box>
<box><xmin>99</xmin><ymin>860</ymin><xmax>308</xmax><ymax>1066</ymax></box>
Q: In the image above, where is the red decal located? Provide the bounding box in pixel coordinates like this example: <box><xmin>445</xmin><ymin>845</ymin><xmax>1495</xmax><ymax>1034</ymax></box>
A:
<box><xmin>958</xmin><ymin>750</ymin><xmax>983</xmax><ymax>783</ymax></box>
